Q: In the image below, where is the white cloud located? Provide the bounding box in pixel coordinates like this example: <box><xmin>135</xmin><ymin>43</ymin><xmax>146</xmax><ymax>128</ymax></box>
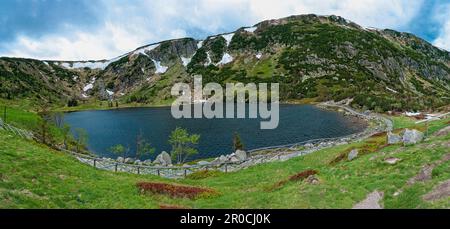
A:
<box><xmin>247</xmin><ymin>0</ymin><xmax>423</xmax><ymax>29</ymax></box>
<box><xmin>1</xmin><ymin>0</ymin><xmax>427</xmax><ymax>60</ymax></box>
<box><xmin>3</xmin><ymin>23</ymin><xmax>153</xmax><ymax>60</ymax></box>
<box><xmin>434</xmin><ymin>21</ymin><xmax>450</xmax><ymax>51</ymax></box>
<box><xmin>432</xmin><ymin>3</ymin><xmax>450</xmax><ymax>51</ymax></box>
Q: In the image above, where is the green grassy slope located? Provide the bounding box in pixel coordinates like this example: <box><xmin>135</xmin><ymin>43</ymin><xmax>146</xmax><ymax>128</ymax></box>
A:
<box><xmin>0</xmin><ymin>116</ymin><xmax>449</xmax><ymax>209</ymax></box>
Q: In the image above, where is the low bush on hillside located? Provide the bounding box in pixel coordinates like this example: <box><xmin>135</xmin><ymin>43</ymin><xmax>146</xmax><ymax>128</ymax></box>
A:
<box><xmin>329</xmin><ymin>152</ymin><xmax>348</xmax><ymax>165</ymax></box>
<box><xmin>269</xmin><ymin>169</ymin><xmax>318</xmax><ymax>191</ymax></box>
<box><xmin>329</xmin><ymin>135</ymin><xmax>389</xmax><ymax>165</ymax></box>
<box><xmin>136</xmin><ymin>182</ymin><xmax>217</xmax><ymax>199</ymax></box>
<box><xmin>288</xmin><ymin>169</ymin><xmax>319</xmax><ymax>182</ymax></box>
<box><xmin>159</xmin><ymin>204</ymin><xmax>191</xmax><ymax>209</ymax></box>
<box><xmin>186</xmin><ymin>170</ymin><xmax>223</xmax><ymax>180</ymax></box>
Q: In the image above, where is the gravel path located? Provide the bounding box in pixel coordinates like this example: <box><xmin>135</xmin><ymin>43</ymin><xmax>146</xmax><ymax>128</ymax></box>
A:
<box><xmin>352</xmin><ymin>191</ymin><xmax>384</xmax><ymax>209</ymax></box>
<box><xmin>423</xmin><ymin>179</ymin><xmax>450</xmax><ymax>202</ymax></box>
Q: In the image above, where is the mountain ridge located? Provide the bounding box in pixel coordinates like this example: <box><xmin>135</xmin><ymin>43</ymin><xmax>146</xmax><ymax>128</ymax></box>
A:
<box><xmin>1</xmin><ymin>14</ymin><xmax>449</xmax><ymax>111</ymax></box>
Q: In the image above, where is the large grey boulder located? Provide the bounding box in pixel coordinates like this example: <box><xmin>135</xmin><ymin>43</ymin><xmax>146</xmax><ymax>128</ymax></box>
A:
<box><xmin>116</xmin><ymin>157</ymin><xmax>124</xmax><ymax>163</ymax></box>
<box><xmin>124</xmin><ymin>158</ymin><xmax>135</xmax><ymax>164</ymax></box>
<box><xmin>218</xmin><ymin>155</ymin><xmax>228</xmax><ymax>163</ymax></box>
<box><xmin>387</xmin><ymin>132</ymin><xmax>401</xmax><ymax>144</ymax></box>
<box><xmin>211</xmin><ymin>158</ymin><xmax>221</xmax><ymax>165</ymax></box>
<box><xmin>229</xmin><ymin>156</ymin><xmax>240</xmax><ymax>163</ymax></box>
<box><xmin>143</xmin><ymin>159</ymin><xmax>152</xmax><ymax>165</ymax></box>
<box><xmin>235</xmin><ymin>150</ymin><xmax>248</xmax><ymax>161</ymax></box>
<box><xmin>154</xmin><ymin>151</ymin><xmax>172</xmax><ymax>166</ymax></box>
<box><xmin>348</xmin><ymin>149</ymin><xmax>358</xmax><ymax>161</ymax></box>
<box><xmin>402</xmin><ymin>129</ymin><xmax>424</xmax><ymax>145</ymax></box>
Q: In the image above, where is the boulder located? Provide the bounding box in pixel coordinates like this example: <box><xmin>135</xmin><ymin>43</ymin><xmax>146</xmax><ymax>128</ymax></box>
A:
<box><xmin>134</xmin><ymin>160</ymin><xmax>142</xmax><ymax>165</ymax></box>
<box><xmin>306</xmin><ymin>175</ymin><xmax>320</xmax><ymax>185</ymax></box>
<box><xmin>235</xmin><ymin>150</ymin><xmax>248</xmax><ymax>161</ymax></box>
<box><xmin>402</xmin><ymin>129</ymin><xmax>424</xmax><ymax>145</ymax></box>
<box><xmin>348</xmin><ymin>149</ymin><xmax>358</xmax><ymax>161</ymax></box>
<box><xmin>154</xmin><ymin>151</ymin><xmax>172</xmax><ymax>166</ymax></box>
<box><xmin>143</xmin><ymin>159</ymin><xmax>152</xmax><ymax>165</ymax></box>
<box><xmin>218</xmin><ymin>155</ymin><xmax>228</xmax><ymax>163</ymax></box>
<box><xmin>116</xmin><ymin>157</ymin><xmax>124</xmax><ymax>163</ymax></box>
<box><xmin>385</xmin><ymin>157</ymin><xmax>401</xmax><ymax>165</ymax></box>
<box><xmin>387</xmin><ymin>132</ymin><xmax>401</xmax><ymax>144</ymax></box>
<box><xmin>197</xmin><ymin>161</ymin><xmax>210</xmax><ymax>166</ymax></box>
<box><xmin>211</xmin><ymin>158</ymin><xmax>221</xmax><ymax>165</ymax></box>
<box><xmin>304</xmin><ymin>143</ymin><xmax>314</xmax><ymax>148</ymax></box>
<box><xmin>124</xmin><ymin>158</ymin><xmax>135</xmax><ymax>164</ymax></box>
<box><xmin>229</xmin><ymin>156</ymin><xmax>240</xmax><ymax>163</ymax></box>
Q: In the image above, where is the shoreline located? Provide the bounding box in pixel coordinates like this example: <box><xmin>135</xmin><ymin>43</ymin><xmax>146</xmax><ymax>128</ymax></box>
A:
<box><xmin>55</xmin><ymin>99</ymin><xmax>319</xmax><ymax>113</ymax></box>
<box><xmin>68</xmin><ymin>101</ymin><xmax>391</xmax><ymax>178</ymax></box>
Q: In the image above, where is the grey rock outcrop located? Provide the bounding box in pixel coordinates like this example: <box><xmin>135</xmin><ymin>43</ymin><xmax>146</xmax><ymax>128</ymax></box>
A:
<box><xmin>197</xmin><ymin>161</ymin><xmax>210</xmax><ymax>166</ymax></box>
<box><xmin>229</xmin><ymin>156</ymin><xmax>240</xmax><ymax>163</ymax></box>
<box><xmin>116</xmin><ymin>157</ymin><xmax>124</xmax><ymax>163</ymax></box>
<box><xmin>143</xmin><ymin>159</ymin><xmax>152</xmax><ymax>165</ymax></box>
<box><xmin>402</xmin><ymin>129</ymin><xmax>424</xmax><ymax>145</ymax></box>
<box><xmin>154</xmin><ymin>151</ymin><xmax>172</xmax><ymax>166</ymax></box>
<box><xmin>348</xmin><ymin>149</ymin><xmax>358</xmax><ymax>161</ymax></box>
<box><xmin>306</xmin><ymin>175</ymin><xmax>320</xmax><ymax>185</ymax></box>
<box><xmin>218</xmin><ymin>155</ymin><xmax>228</xmax><ymax>163</ymax></box>
<box><xmin>387</xmin><ymin>132</ymin><xmax>401</xmax><ymax>144</ymax></box>
<box><xmin>124</xmin><ymin>158</ymin><xmax>135</xmax><ymax>164</ymax></box>
<box><xmin>235</xmin><ymin>150</ymin><xmax>248</xmax><ymax>161</ymax></box>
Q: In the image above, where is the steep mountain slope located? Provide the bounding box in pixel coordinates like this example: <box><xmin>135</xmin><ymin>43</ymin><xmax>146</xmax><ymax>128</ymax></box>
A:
<box><xmin>1</xmin><ymin>14</ymin><xmax>449</xmax><ymax>111</ymax></box>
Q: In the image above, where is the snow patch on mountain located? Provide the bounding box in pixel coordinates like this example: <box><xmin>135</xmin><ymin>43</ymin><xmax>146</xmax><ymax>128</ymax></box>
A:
<box><xmin>244</xmin><ymin>26</ymin><xmax>258</xmax><ymax>33</ymax></box>
<box><xmin>83</xmin><ymin>84</ymin><xmax>93</xmax><ymax>92</ymax></box>
<box><xmin>255</xmin><ymin>53</ymin><xmax>262</xmax><ymax>59</ymax></box>
<box><xmin>386</xmin><ymin>87</ymin><xmax>398</xmax><ymax>94</ymax></box>
<box><xmin>58</xmin><ymin>54</ymin><xmax>127</xmax><ymax>70</ymax></box>
<box><xmin>133</xmin><ymin>44</ymin><xmax>159</xmax><ymax>56</ymax></box>
<box><xmin>152</xmin><ymin>59</ymin><xmax>168</xmax><ymax>74</ymax></box>
<box><xmin>197</xmin><ymin>40</ymin><xmax>204</xmax><ymax>49</ymax></box>
<box><xmin>221</xmin><ymin>33</ymin><xmax>235</xmax><ymax>46</ymax></box>
<box><xmin>217</xmin><ymin>53</ymin><xmax>233</xmax><ymax>65</ymax></box>
<box><xmin>181</xmin><ymin>57</ymin><xmax>192</xmax><ymax>67</ymax></box>
<box><xmin>205</xmin><ymin>52</ymin><xmax>212</xmax><ymax>66</ymax></box>
<box><xmin>73</xmin><ymin>61</ymin><xmax>108</xmax><ymax>69</ymax></box>
<box><xmin>83</xmin><ymin>77</ymin><xmax>96</xmax><ymax>92</ymax></box>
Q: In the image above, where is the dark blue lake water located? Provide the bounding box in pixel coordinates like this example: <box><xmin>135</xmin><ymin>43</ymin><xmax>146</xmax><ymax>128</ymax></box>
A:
<box><xmin>64</xmin><ymin>104</ymin><xmax>366</xmax><ymax>161</ymax></box>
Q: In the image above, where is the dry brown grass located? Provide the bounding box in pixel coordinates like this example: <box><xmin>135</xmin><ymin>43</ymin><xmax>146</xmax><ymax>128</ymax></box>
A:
<box><xmin>137</xmin><ymin>182</ymin><xmax>217</xmax><ymax>199</ymax></box>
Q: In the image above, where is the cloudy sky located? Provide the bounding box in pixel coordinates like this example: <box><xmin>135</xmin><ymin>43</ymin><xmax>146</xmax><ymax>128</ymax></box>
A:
<box><xmin>0</xmin><ymin>0</ymin><xmax>449</xmax><ymax>60</ymax></box>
